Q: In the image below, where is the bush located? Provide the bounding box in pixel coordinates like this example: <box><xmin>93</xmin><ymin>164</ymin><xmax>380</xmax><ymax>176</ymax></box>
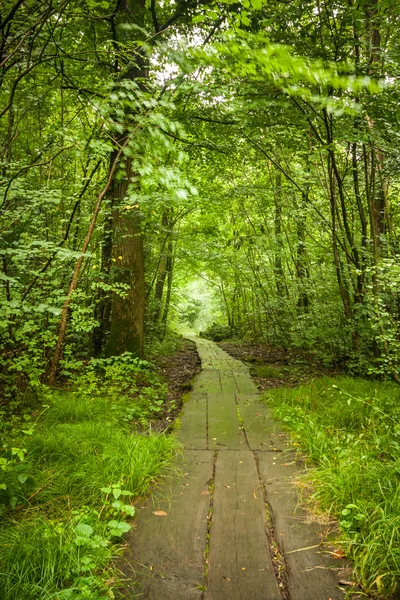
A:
<box><xmin>200</xmin><ymin>322</ymin><xmax>232</xmax><ymax>342</ymax></box>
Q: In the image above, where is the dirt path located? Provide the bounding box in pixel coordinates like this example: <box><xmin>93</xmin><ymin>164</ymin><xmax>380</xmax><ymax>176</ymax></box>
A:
<box><xmin>121</xmin><ymin>338</ymin><xmax>347</xmax><ymax>599</ymax></box>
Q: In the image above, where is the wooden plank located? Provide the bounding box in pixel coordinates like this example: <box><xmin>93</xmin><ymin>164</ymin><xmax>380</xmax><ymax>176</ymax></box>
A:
<box><xmin>236</xmin><ymin>393</ymin><xmax>287</xmax><ymax>452</ymax></box>
<box><xmin>208</xmin><ymin>392</ymin><xmax>246</xmax><ymax>450</ymax></box>
<box><xmin>206</xmin><ymin>451</ymin><xmax>281</xmax><ymax>600</ymax></box>
<box><xmin>233</xmin><ymin>370</ymin><xmax>259</xmax><ymax>394</ymax></box>
<box><xmin>192</xmin><ymin>370</ymin><xmax>222</xmax><ymax>394</ymax></box>
<box><xmin>120</xmin><ymin>450</ymin><xmax>213</xmax><ymax>599</ymax></box>
<box><xmin>219</xmin><ymin>369</ymin><xmax>238</xmax><ymax>394</ymax></box>
<box><xmin>178</xmin><ymin>393</ymin><xmax>207</xmax><ymax>449</ymax></box>
<box><xmin>257</xmin><ymin>451</ymin><xmax>345</xmax><ymax>600</ymax></box>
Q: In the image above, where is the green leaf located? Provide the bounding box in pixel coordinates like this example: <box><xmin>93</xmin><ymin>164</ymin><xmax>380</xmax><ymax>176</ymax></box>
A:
<box><xmin>192</xmin><ymin>14</ymin><xmax>206</xmax><ymax>23</ymax></box>
<box><xmin>107</xmin><ymin>520</ymin><xmax>131</xmax><ymax>536</ymax></box>
<box><xmin>113</xmin><ymin>488</ymin><xmax>122</xmax><ymax>500</ymax></box>
<box><xmin>75</xmin><ymin>523</ymin><xmax>94</xmax><ymax>537</ymax></box>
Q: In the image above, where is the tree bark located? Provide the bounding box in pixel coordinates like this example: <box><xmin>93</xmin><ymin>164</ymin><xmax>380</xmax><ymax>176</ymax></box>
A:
<box><xmin>104</xmin><ymin>0</ymin><xmax>147</xmax><ymax>358</ymax></box>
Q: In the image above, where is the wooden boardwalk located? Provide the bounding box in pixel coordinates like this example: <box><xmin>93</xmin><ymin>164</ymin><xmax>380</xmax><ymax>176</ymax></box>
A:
<box><xmin>121</xmin><ymin>338</ymin><xmax>346</xmax><ymax>599</ymax></box>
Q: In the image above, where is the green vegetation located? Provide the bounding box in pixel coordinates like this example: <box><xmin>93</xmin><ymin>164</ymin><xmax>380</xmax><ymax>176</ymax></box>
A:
<box><xmin>3</xmin><ymin>0</ymin><xmax>400</xmax><ymax>389</ymax></box>
<box><xmin>0</xmin><ymin>358</ymin><xmax>179</xmax><ymax>600</ymax></box>
<box><xmin>200</xmin><ymin>323</ymin><xmax>233</xmax><ymax>342</ymax></box>
<box><xmin>264</xmin><ymin>377</ymin><xmax>400</xmax><ymax>598</ymax></box>
<box><xmin>252</xmin><ymin>365</ymin><xmax>283</xmax><ymax>379</ymax></box>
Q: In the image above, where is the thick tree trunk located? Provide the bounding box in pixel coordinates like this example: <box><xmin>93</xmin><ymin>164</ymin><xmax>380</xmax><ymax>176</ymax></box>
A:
<box><xmin>105</xmin><ymin>0</ymin><xmax>147</xmax><ymax>358</ymax></box>
<box><xmin>105</xmin><ymin>158</ymin><xmax>145</xmax><ymax>357</ymax></box>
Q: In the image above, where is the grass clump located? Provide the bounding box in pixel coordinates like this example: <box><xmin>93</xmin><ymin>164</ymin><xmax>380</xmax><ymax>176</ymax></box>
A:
<box><xmin>0</xmin><ymin>359</ymin><xmax>179</xmax><ymax>600</ymax></box>
<box><xmin>252</xmin><ymin>364</ymin><xmax>283</xmax><ymax>379</ymax></box>
<box><xmin>263</xmin><ymin>376</ymin><xmax>400</xmax><ymax>599</ymax></box>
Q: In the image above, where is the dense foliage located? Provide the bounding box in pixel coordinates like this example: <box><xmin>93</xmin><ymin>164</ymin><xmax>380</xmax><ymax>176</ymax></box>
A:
<box><xmin>2</xmin><ymin>0</ymin><xmax>400</xmax><ymax>386</ymax></box>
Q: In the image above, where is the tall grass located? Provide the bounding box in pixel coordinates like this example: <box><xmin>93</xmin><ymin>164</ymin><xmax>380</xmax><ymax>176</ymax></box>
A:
<box><xmin>264</xmin><ymin>376</ymin><xmax>400</xmax><ymax>599</ymax></box>
<box><xmin>0</xmin><ymin>391</ymin><xmax>179</xmax><ymax>600</ymax></box>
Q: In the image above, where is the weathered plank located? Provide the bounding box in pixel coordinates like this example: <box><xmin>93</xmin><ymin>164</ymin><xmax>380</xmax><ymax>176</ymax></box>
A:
<box><xmin>257</xmin><ymin>451</ymin><xmax>345</xmax><ymax>600</ymax></box>
<box><xmin>177</xmin><ymin>393</ymin><xmax>207</xmax><ymax>449</ymax></box>
<box><xmin>219</xmin><ymin>369</ymin><xmax>238</xmax><ymax>394</ymax></box>
<box><xmin>120</xmin><ymin>450</ymin><xmax>213</xmax><ymax>599</ymax></box>
<box><xmin>236</xmin><ymin>393</ymin><xmax>287</xmax><ymax>452</ymax></box>
<box><xmin>206</xmin><ymin>451</ymin><xmax>281</xmax><ymax>600</ymax></box>
<box><xmin>233</xmin><ymin>370</ymin><xmax>259</xmax><ymax>394</ymax></box>
<box><xmin>208</xmin><ymin>392</ymin><xmax>246</xmax><ymax>450</ymax></box>
<box><xmin>192</xmin><ymin>369</ymin><xmax>222</xmax><ymax>394</ymax></box>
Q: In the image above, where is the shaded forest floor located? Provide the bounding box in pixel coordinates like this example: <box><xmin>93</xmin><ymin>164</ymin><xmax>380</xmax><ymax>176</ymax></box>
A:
<box><xmin>151</xmin><ymin>338</ymin><xmax>201</xmax><ymax>430</ymax></box>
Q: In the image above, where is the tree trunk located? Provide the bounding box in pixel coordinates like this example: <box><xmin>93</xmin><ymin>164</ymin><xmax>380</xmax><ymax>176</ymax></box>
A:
<box><xmin>160</xmin><ymin>238</ymin><xmax>174</xmax><ymax>339</ymax></box>
<box><xmin>152</xmin><ymin>212</ymin><xmax>170</xmax><ymax>326</ymax></box>
<box><xmin>92</xmin><ymin>194</ymin><xmax>114</xmax><ymax>356</ymax></box>
<box><xmin>295</xmin><ymin>193</ymin><xmax>309</xmax><ymax>311</ymax></box>
<box><xmin>273</xmin><ymin>170</ymin><xmax>285</xmax><ymax>295</ymax></box>
<box><xmin>104</xmin><ymin>0</ymin><xmax>147</xmax><ymax>358</ymax></box>
<box><xmin>105</xmin><ymin>159</ymin><xmax>145</xmax><ymax>357</ymax></box>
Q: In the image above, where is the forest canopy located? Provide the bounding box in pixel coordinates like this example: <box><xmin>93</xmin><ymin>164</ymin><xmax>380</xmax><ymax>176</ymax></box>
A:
<box><xmin>1</xmin><ymin>0</ymin><xmax>400</xmax><ymax>386</ymax></box>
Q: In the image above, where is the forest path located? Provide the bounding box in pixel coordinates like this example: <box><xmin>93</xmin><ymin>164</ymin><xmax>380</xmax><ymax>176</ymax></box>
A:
<box><xmin>121</xmin><ymin>338</ymin><xmax>346</xmax><ymax>599</ymax></box>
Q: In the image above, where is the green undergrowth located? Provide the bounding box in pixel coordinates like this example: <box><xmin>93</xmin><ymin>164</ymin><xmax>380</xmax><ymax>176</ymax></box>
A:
<box><xmin>0</xmin><ymin>354</ymin><xmax>180</xmax><ymax>600</ymax></box>
<box><xmin>263</xmin><ymin>376</ymin><xmax>400</xmax><ymax>599</ymax></box>
<box><xmin>252</xmin><ymin>364</ymin><xmax>284</xmax><ymax>379</ymax></box>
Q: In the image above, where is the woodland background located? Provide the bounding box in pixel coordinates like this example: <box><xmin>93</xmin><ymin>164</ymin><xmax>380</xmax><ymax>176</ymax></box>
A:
<box><xmin>2</xmin><ymin>0</ymin><xmax>400</xmax><ymax>386</ymax></box>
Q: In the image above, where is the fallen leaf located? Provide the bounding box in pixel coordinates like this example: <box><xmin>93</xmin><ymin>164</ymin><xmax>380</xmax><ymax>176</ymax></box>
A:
<box><xmin>331</xmin><ymin>548</ymin><xmax>346</xmax><ymax>559</ymax></box>
<box><xmin>241</xmin><ymin>567</ymin><xmax>246</xmax><ymax>571</ymax></box>
<box><xmin>153</xmin><ymin>511</ymin><xmax>167</xmax><ymax>516</ymax></box>
<box><xmin>223</xmin><ymin>576</ymin><xmax>231</xmax><ymax>581</ymax></box>
<box><xmin>339</xmin><ymin>580</ymin><xmax>354</xmax><ymax>586</ymax></box>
